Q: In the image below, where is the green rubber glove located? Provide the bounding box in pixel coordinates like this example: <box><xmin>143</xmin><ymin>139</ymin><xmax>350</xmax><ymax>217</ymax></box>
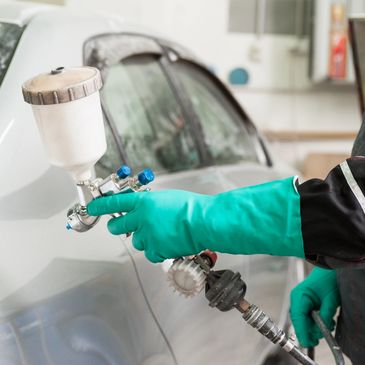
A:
<box><xmin>87</xmin><ymin>177</ymin><xmax>304</xmax><ymax>263</ymax></box>
<box><xmin>290</xmin><ymin>267</ymin><xmax>341</xmax><ymax>348</ymax></box>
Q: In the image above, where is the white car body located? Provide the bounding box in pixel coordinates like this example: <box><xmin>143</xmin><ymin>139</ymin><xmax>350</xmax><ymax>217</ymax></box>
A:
<box><xmin>0</xmin><ymin>3</ymin><xmax>304</xmax><ymax>365</ymax></box>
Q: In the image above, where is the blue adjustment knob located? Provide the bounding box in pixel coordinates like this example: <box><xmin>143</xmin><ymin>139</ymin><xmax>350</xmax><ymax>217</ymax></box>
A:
<box><xmin>117</xmin><ymin>165</ymin><xmax>132</xmax><ymax>179</ymax></box>
<box><xmin>137</xmin><ymin>168</ymin><xmax>155</xmax><ymax>185</ymax></box>
<box><xmin>66</xmin><ymin>223</ymin><xmax>72</xmax><ymax>231</ymax></box>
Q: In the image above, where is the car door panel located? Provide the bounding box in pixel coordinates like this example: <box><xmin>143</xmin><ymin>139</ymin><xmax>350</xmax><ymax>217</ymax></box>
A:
<box><xmin>0</xmin><ymin>110</ymin><xmax>175</xmax><ymax>364</ymax></box>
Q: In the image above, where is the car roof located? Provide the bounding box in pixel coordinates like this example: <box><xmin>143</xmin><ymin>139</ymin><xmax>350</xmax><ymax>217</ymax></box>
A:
<box><xmin>0</xmin><ymin>2</ymin><xmax>169</xmax><ymax>41</ymax></box>
<box><xmin>0</xmin><ymin>2</ymin><xmax>139</xmax><ymax>32</ymax></box>
<box><xmin>0</xmin><ymin>1</ymin><xmax>56</xmax><ymax>26</ymax></box>
<box><xmin>0</xmin><ymin>1</ymin><xmax>198</xmax><ymax>62</ymax></box>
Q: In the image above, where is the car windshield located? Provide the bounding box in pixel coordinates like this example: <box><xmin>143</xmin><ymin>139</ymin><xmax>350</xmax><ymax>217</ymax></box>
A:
<box><xmin>0</xmin><ymin>22</ymin><xmax>23</xmax><ymax>86</ymax></box>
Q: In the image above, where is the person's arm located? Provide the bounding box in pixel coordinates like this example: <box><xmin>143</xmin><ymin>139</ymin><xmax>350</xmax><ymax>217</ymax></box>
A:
<box><xmin>88</xmin><ymin>177</ymin><xmax>305</xmax><ymax>263</ymax></box>
<box><xmin>298</xmin><ymin>157</ymin><xmax>365</xmax><ymax>268</ymax></box>
<box><xmin>87</xmin><ymin>158</ymin><xmax>365</xmax><ymax>267</ymax></box>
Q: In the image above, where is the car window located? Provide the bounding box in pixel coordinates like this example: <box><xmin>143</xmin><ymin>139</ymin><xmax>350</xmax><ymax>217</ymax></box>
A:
<box><xmin>0</xmin><ymin>22</ymin><xmax>23</xmax><ymax>86</ymax></box>
<box><xmin>174</xmin><ymin>61</ymin><xmax>259</xmax><ymax>165</ymax></box>
<box><xmin>100</xmin><ymin>55</ymin><xmax>200</xmax><ymax>174</ymax></box>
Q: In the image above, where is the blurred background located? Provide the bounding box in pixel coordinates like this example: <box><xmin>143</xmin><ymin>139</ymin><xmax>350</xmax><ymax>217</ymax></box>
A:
<box><xmin>1</xmin><ymin>0</ymin><xmax>363</xmax><ymax>178</ymax></box>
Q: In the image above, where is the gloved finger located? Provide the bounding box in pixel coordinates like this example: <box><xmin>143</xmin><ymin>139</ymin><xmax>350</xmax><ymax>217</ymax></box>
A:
<box><xmin>291</xmin><ymin>311</ymin><xmax>318</xmax><ymax>348</ymax></box>
<box><xmin>107</xmin><ymin>212</ymin><xmax>138</xmax><ymax>235</ymax></box>
<box><xmin>318</xmin><ymin>294</ymin><xmax>339</xmax><ymax>332</ymax></box>
<box><xmin>132</xmin><ymin>232</ymin><xmax>144</xmax><ymax>251</ymax></box>
<box><xmin>87</xmin><ymin>193</ymin><xmax>140</xmax><ymax>216</ymax></box>
<box><xmin>144</xmin><ymin>250</ymin><xmax>164</xmax><ymax>263</ymax></box>
<box><xmin>290</xmin><ymin>294</ymin><xmax>318</xmax><ymax>348</ymax></box>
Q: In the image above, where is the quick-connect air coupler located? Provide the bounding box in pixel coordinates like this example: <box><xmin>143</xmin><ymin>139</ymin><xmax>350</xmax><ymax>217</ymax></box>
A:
<box><xmin>205</xmin><ymin>269</ymin><xmax>247</xmax><ymax>311</ymax></box>
<box><xmin>204</xmin><ymin>269</ymin><xmax>319</xmax><ymax>365</ymax></box>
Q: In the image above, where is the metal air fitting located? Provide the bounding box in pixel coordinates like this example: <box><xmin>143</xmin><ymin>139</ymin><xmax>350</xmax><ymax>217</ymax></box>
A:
<box><xmin>66</xmin><ymin>203</ymin><xmax>100</xmax><ymax>232</ymax></box>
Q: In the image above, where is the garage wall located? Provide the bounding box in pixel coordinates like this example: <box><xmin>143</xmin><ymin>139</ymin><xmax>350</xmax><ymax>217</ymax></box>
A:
<box><xmin>65</xmin><ymin>0</ymin><xmax>307</xmax><ymax>90</ymax></box>
<box><xmin>65</xmin><ymin>0</ymin><xmax>360</xmax><ymax>118</ymax></box>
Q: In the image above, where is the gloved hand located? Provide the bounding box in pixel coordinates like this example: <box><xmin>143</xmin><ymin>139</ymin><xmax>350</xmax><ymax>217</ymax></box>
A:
<box><xmin>87</xmin><ymin>177</ymin><xmax>304</xmax><ymax>263</ymax></box>
<box><xmin>290</xmin><ymin>267</ymin><xmax>341</xmax><ymax>348</ymax></box>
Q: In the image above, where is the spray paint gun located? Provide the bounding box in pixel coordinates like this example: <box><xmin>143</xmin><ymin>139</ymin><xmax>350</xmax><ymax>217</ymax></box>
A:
<box><xmin>168</xmin><ymin>255</ymin><xmax>344</xmax><ymax>365</ymax></box>
<box><xmin>65</xmin><ymin>166</ymin><xmax>154</xmax><ymax>232</ymax></box>
<box><xmin>22</xmin><ymin>66</ymin><xmax>154</xmax><ymax>232</ymax></box>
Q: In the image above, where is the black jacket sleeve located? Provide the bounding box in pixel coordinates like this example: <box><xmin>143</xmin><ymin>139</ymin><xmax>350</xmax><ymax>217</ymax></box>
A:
<box><xmin>298</xmin><ymin>114</ymin><xmax>365</xmax><ymax>269</ymax></box>
<box><xmin>298</xmin><ymin>157</ymin><xmax>365</xmax><ymax>268</ymax></box>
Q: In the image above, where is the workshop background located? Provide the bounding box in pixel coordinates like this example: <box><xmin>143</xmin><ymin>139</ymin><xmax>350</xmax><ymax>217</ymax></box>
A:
<box><xmin>1</xmin><ymin>0</ymin><xmax>362</xmax><ymax>179</ymax></box>
<box><xmin>2</xmin><ymin>0</ymin><xmax>362</xmax><ymax>176</ymax></box>
<box><xmin>0</xmin><ymin>0</ymin><xmax>361</xmax><ymax>364</ymax></box>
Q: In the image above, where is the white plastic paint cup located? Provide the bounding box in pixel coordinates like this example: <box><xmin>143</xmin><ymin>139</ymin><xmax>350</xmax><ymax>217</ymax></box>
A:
<box><xmin>22</xmin><ymin>67</ymin><xmax>106</xmax><ymax>181</ymax></box>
